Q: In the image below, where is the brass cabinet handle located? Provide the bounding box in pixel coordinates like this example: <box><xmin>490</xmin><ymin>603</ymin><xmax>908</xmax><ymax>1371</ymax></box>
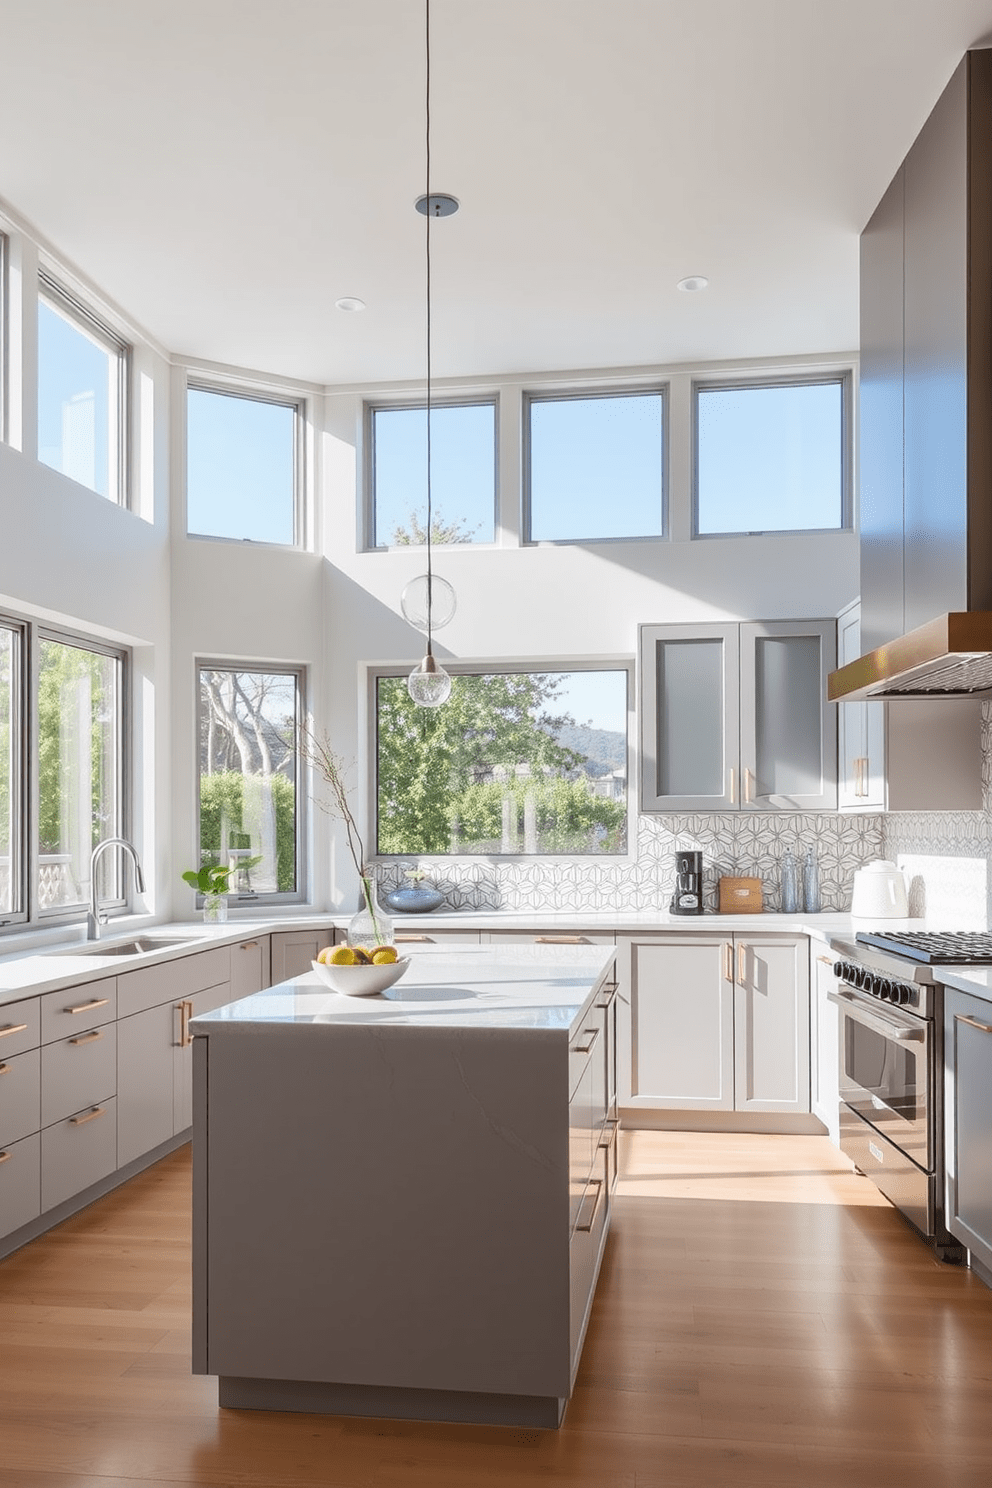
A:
<box><xmin>816</xmin><ymin>955</ymin><xmax>834</xmax><ymax>966</ymax></box>
<box><xmin>536</xmin><ymin>935</ymin><xmax>586</xmax><ymax>944</ymax></box>
<box><xmin>177</xmin><ymin>1000</ymin><xmax>194</xmax><ymax>1048</ymax></box>
<box><xmin>70</xmin><ymin>1106</ymin><xmax>105</xmax><ymax>1127</ymax></box>
<box><xmin>598</xmin><ymin>1118</ymin><xmax>619</xmax><ymax>1150</ymax></box>
<box><xmin>729</xmin><ymin>767</ymin><xmax>736</xmax><ymax>804</ymax></box>
<box><xmin>855</xmin><ymin>756</ymin><xmax>869</xmax><ymax>798</ymax></box>
<box><xmin>69</xmin><ymin>1029</ymin><xmax>103</xmax><ymax>1046</ymax></box>
<box><xmin>957</xmin><ymin>1013</ymin><xmax>992</xmax><ymax>1036</ymax></box>
<box><xmin>0</xmin><ymin>1062</ymin><xmax>9</xmax><ymax>1075</ymax></box>
<box><xmin>0</xmin><ymin>1023</ymin><xmax>29</xmax><ymax>1039</ymax></box>
<box><xmin>65</xmin><ymin>997</ymin><xmax>110</xmax><ymax>1016</ymax></box>
<box><xmin>0</xmin><ymin>1151</ymin><xmax>10</xmax><ymax>1165</ymax></box>
<box><xmin>743</xmin><ymin>767</ymin><xmax>754</xmax><ymax>804</ymax></box>
<box><xmin>395</xmin><ymin>934</ymin><xmax>431</xmax><ymax>942</ymax></box>
<box><xmin>737</xmin><ymin>942</ymin><xmax>748</xmax><ymax>986</ymax></box>
<box><xmin>238</xmin><ymin>940</ymin><xmax>259</xmax><ymax>950</ymax></box>
<box><xmin>572</xmin><ymin>1027</ymin><xmax>601</xmax><ymax>1056</ymax></box>
<box><xmin>575</xmin><ymin>1179</ymin><xmax>604</xmax><ymax>1233</ymax></box>
<box><xmin>722</xmin><ymin>942</ymin><xmax>733</xmax><ymax>983</ymax></box>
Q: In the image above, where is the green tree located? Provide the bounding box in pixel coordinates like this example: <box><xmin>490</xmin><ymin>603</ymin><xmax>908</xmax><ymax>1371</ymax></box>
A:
<box><xmin>389</xmin><ymin>509</ymin><xmax>479</xmax><ymax>545</ymax></box>
<box><xmin>376</xmin><ymin>673</ymin><xmax>624</xmax><ymax>855</ymax></box>
<box><xmin>199</xmin><ymin>771</ymin><xmax>297</xmax><ymax>893</ymax></box>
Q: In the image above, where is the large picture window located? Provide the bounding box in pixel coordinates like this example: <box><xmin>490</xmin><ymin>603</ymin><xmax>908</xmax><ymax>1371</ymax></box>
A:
<box><xmin>375</xmin><ymin>667</ymin><xmax>629</xmax><ymax>856</ymax></box>
<box><xmin>1</xmin><ymin>616</ymin><xmax>128</xmax><ymax>931</ymax></box>
<box><xmin>525</xmin><ymin>390</ymin><xmax>665</xmax><ymax>542</ymax></box>
<box><xmin>196</xmin><ymin>664</ymin><xmax>302</xmax><ymax>901</ymax></box>
<box><xmin>370</xmin><ymin>400</ymin><xmax>496</xmax><ymax>547</ymax></box>
<box><xmin>37</xmin><ymin>275</ymin><xmax>128</xmax><ymax>504</ymax></box>
<box><xmin>187</xmin><ymin>384</ymin><xmax>300</xmax><ymax>544</ymax></box>
<box><xmin>694</xmin><ymin>377</ymin><xmax>848</xmax><ymax>535</ymax></box>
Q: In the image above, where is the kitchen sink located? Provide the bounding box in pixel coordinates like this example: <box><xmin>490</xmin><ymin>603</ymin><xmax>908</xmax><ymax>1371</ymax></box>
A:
<box><xmin>49</xmin><ymin>935</ymin><xmax>195</xmax><ymax>958</ymax></box>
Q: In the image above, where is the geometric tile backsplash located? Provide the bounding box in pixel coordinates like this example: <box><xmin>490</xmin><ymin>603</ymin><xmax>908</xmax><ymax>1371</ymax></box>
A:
<box><xmin>377</xmin><ymin>809</ymin><xmax>886</xmax><ymax>915</ymax></box>
<box><xmin>378</xmin><ymin>703</ymin><xmax>992</xmax><ymax>923</ymax></box>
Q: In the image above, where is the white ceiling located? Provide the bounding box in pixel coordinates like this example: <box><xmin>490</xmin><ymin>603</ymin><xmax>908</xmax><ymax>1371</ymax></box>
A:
<box><xmin>2</xmin><ymin>0</ymin><xmax>992</xmax><ymax>387</ymax></box>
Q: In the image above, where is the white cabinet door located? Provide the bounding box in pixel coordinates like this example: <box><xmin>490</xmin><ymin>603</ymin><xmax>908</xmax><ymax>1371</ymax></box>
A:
<box><xmin>810</xmin><ymin>943</ymin><xmax>841</xmax><ymax>1144</ymax></box>
<box><xmin>626</xmin><ymin>937</ymin><xmax>735</xmax><ymax>1111</ymax></box>
<box><xmin>230</xmin><ymin>936</ymin><xmax>269</xmax><ymax>999</ymax></box>
<box><xmin>176</xmin><ymin>982</ymin><xmax>236</xmax><ymax>1133</ymax></box>
<box><xmin>117</xmin><ymin>1002</ymin><xmax>177</xmax><ymax>1167</ymax></box>
<box><xmin>837</xmin><ymin>602</ymin><xmax>885</xmax><ymax>810</ymax></box>
<box><xmin>270</xmin><ymin>930</ymin><xmax>333</xmax><ymax>983</ymax></box>
<box><xmin>733</xmin><ymin>936</ymin><xmax>810</xmax><ymax>1114</ymax></box>
<box><xmin>739</xmin><ymin>621</ymin><xmax>837</xmax><ymax>811</ymax></box>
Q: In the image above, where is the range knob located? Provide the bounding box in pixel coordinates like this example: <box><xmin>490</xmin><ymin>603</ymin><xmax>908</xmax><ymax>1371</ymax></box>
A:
<box><xmin>877</xmin><ymin>979</ymin><xmax>893</xmax><ymax>1001</ymax></box>
<box><xmin>892</xmin><ymin>983</ymin><xmax>912</xmax><ymax>1007</ymax></box>
<box><xmin>833</xmin><ymin>961</ymin><xmax>844</xmax><ymax>978</ymax></box>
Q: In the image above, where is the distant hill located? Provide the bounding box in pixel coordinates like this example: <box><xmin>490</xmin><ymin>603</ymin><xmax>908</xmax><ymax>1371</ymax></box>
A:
<box><xmin>553</xmin><ymin>723</ymin><xmax>626</xmax><ymax>777</ymax></box>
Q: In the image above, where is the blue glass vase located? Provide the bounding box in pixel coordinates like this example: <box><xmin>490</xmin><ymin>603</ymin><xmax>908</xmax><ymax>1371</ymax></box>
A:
<box><xmin>383</xmin><ymin>882</ymin><xmax>445</xmax><ymax>914</ymax></box>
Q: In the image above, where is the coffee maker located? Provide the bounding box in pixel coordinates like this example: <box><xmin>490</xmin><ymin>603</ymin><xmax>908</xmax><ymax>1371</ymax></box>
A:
<box><xmin>671</xmin><ymin>849</ymin><xmax>704</xmax><ymax>915</ymax></box>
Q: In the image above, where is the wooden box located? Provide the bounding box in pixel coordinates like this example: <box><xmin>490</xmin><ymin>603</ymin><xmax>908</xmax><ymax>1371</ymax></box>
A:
<box><xmin>718</xmin><ymin>876</ymin><xmax>763</xmax><ymax>913</ymax></box>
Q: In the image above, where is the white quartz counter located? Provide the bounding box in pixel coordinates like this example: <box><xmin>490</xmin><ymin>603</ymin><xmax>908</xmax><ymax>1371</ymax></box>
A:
<box><xmin>929</xmin><ymin>965</ymin><xmax>992</xmax><ymax>1004</ymax></box>
<box><xmin>192</xmin><ymin>943</ymin><xmax>617</xmax><ymax>1034</ymax></box>
<box><xmin>0</xmin><ymin>908</ymin><xmax>921</xmax><ymax>1009</ymax></box>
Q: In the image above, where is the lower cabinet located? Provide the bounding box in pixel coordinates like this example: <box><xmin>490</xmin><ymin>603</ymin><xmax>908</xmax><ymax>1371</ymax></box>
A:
<box><xmin>944</xmin><ymin>986</ymin><xmax>992</xmax><ymax>1275</ymax></box>
<box><xmin>270</xmin><ymin>929</ymin><xmax>333</xmax><ymax>982</ymax></box>
<box><xmin>619</xmin><ymin>933</ymin><xmax>809</xmax><ymax>1118</ymax></box>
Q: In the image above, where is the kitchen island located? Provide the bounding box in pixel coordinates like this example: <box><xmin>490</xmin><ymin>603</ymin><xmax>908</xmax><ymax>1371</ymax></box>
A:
<box><xmin>190</xmin><ymin>943</ymin><xmax>618</xmax><ymax>1428</ymax></box>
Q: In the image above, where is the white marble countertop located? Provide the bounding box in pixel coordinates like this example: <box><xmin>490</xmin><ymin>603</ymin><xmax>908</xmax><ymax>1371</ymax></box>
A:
<box><xmin>0</xmin><ymin>907</ymin><xmax>924</xmax><ymax>1009</ymax></box>
<box><xmin>191</xmin><ymin>944</ymin><xmax>618</xmax><ymax>1034</ymax></box>
<box><xmin>928</xmin><ymin>966</ymin><xmax>992</xmax><ymax>1003</ymax></box>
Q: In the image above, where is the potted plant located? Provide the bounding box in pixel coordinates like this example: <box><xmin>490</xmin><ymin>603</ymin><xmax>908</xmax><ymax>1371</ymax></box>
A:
<box><xmin>182</xmin><ymin>862</ymin><xmax>235</xmax><ymax>923</ymax></box>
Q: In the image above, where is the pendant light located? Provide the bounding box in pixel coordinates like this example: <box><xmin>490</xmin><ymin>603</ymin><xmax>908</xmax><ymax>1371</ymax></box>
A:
<box><xmin>407</xmin><ymin>0</ymin><xmax>455</xmax><ymax>709</ymax></box>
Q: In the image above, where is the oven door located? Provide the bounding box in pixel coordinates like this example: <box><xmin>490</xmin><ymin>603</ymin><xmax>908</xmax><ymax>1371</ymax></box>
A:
<box><xmin>828</xmin><ymin>985</ymin><xmax>931</xmax><ymax>1169</ymax></box>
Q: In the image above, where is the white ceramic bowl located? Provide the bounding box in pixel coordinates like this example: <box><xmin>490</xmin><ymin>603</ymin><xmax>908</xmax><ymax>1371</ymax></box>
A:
<box><xmin>310</xmin><ymin>956</ymin><xmax>410</xmax><ymax>997</ymax></box>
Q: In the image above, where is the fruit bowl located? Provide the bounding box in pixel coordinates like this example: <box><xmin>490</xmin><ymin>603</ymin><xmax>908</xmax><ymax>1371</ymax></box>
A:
<box><xmin>310</xmin><ymin>956</ymin><xmax>410</xmax><ymax>997</ymax></box>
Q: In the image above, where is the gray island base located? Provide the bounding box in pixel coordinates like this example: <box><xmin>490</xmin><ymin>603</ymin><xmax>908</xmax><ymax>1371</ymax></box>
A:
<box><xmin>191</xmin><ymin>944</ymin><xmax>618</xmax><ymax>1429</ymax></box>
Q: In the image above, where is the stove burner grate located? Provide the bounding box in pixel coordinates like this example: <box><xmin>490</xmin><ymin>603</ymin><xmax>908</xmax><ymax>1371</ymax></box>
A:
<box><xmin>855</xmin><ymin>930</ymin><xmax>992</xmax><ymax>964</ymax></box>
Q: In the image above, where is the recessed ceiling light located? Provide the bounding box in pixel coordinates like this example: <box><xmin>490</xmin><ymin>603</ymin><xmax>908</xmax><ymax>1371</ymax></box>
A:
<box><xmin>335</xmin><ymin>296</ymin><xmax>366</xmax><ymax>312</ymax></box>
<box><xmin>677</xmin><ymin>276</ymin><xmax>709</xmax><ymax>293</ymax></box>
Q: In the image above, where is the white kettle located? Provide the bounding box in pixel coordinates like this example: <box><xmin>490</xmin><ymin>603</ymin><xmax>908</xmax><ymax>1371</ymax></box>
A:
<box><xmin>850</xmin><ymin>859</ymin><xmax>909</xmax><ymax>919</ymax></box>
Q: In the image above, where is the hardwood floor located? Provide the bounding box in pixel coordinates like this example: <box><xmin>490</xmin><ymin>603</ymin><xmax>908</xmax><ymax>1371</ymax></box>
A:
<box><xmin>1</xmin><ymin>1131</ymin><xmax>990</xmax><ymax>1487</ymax></box>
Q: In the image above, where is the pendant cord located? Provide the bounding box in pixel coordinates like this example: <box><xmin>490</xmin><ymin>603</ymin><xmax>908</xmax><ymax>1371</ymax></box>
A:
<box><xmin>424</xmin><ymin>0</ymin><xmax>434</xmax><ymax>659</ymax></box>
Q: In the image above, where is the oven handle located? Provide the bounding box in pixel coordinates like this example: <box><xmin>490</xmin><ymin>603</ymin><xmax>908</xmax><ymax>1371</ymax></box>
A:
<box><xmin>827</xmin><ymin>989</ymin><xmax>926</xmax><ymax>1042</ymax></box>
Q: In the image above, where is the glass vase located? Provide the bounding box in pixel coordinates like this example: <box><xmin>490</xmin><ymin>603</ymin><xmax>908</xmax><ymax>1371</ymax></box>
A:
<box><xmin>203</xmin><ymin>893</ymin><xmax>228</xmax><ymax>924</ymax></box>
<box><xmin>348</xmin><ymin>875</ymin><xmax>395</xmax><ymax>951</ymax></box>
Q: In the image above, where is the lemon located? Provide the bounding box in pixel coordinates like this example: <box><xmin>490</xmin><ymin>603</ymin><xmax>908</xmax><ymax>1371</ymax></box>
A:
<box><xmin>370</xmin><ymin>946</ymin><xmax>398</xmax><ymax>965</ymax></box>
<box><xmin>327</xmin><ymin>945</ymin><xmax>357</xmax><ymax>965</ymax></box>
<box><xmin>352</xmin><ymin>946</ymin><xmax>372</xmax><ymax>964</ymax></box>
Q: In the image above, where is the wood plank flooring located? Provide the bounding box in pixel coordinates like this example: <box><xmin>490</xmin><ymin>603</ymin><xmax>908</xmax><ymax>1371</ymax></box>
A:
<box><xmin>1</xmin><ymin>1131</ymin><xmax>990</xmax><ymax>1487</ymax></box>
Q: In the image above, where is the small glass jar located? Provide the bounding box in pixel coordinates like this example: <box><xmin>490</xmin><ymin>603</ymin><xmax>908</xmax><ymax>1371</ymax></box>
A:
<box><xmin>202</xmin><ymin>893</ymin><xmax>228</xmax><ymax>924</ymax></box>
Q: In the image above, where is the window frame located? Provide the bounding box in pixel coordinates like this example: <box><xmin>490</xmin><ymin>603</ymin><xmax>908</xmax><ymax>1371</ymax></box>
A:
<box><xmin>691</xmin><ymin>371</ymin><xmax>853</xmax><ymax>539</ymax></box>
<box><xmin>364</xmin><ymin>394</ymin><xmax>499</xmax><ymax>551</ymax></box>
<box><xmin>368</xmin><ymin>659</ymin><xmax>635</xmax><ymax>863</ymax></box>
<box><xmin>0</xmin><ymin>611</ymin><xmax>130</xmax><ymax>935</ymax></box>
<box><xmin>194</xmin><ymin>659</ymin><xmax>307</xmax><ymax>908</ymax></box>
<box><xmin>0</xmin><ymin>230</ymin><xmax>8</xmax><ymax>445</ymax></box>
<box><xmin>522</xmin><ymin>384</ymin><xmax>669</xmax><ymax>546</ymax></box>
<box><xmin>184</xmin><ymin>378</ymin><xmax>306</xmax><ymax>548</ymax></box>
<box><xmin>37</xmin><ymin>269</ymin><xmax>131</xmax><ymax>508</ymax></box>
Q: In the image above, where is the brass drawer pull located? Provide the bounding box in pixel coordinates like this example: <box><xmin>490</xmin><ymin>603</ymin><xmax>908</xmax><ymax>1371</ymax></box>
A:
<box><xmin>737</xmin><ymin>942</ymin><xmax>748</xmax><ymax>986</ymax></box>
<box><xmin>816</xmin><ymin>955</ymin><xmax>834</xmax><ymax>966</ymax></box>
<box><xmin>536</xmin><ymin>935</ymin><xmax>586</xmax><ymax>944</ymax></box>
<box><xmin>0</xmin><ymin>1062</ymin><xmax>10</xmax><ymax>1075</ymax></box>
<box><xmin>65</xmin><ymin>998</ymin><xmax>110</xmax><ymax>1016</ymax></box>
<box><xmin>0</xmin><ymin>1023</ymin><xmax>29</xmax><ymax>1039</ymax></box>
<box><xmin>572</xmin><ymin>1027</ymin><xmax>601</xmax><ymax>1056</ymax></box>
<box><xmin>729</xmin><ymin>766</ymin><xmax>736</xmax><ymax>804</ymax></box>
<box><xmin>957</xmin><ymin>1013</ymin><xmax>992</xmax><ymax>1036</ymax></box>
<box><xmin>70</xmin><ymin>1106</ymin><xmax>105</xmax><ymax>1127</ymax></box>
<box><xmin>395</xmin><ymin>934</ymin><xmax>431</xmax><ymax>942</ymax></box>
<box><xmin>238</xmin><ymin>940</ymin><xmax>259</xmax><ymax>950</ymax></box>
<box><xmin>722</xmin><ymin>943</ymin><xmax>733</xmax><ymax>983</ymax></box>
<box><xmin>575</xmin><ymin>1179</ymin><xmax>603</xmax><ymax>1233</ymax></box>
<box><xmin>0</xmin><ymin>1151</ymin><xmax>11</xmax><ymax>1165</ymax></box>
<box><xmin>69</xmin><ymin>1029</ymin><xmax>103</xmax><ymax>1046</ymax></box>
<box><xmin>598</xmin><ymin>1119</ymin><xmax>619</xmax><ymax>1150</ymax></box>
<box><xmin>178</xmin><ymin>1000</ymin><xmax>194</xmax><ymax>1049</ymax></box>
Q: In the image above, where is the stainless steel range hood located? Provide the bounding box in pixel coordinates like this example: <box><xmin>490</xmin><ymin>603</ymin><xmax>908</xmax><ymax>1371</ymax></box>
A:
<box><xmin>827</xmin><ymin>613</ymin><xmax>992</xmax><ymax>701</ymax></box>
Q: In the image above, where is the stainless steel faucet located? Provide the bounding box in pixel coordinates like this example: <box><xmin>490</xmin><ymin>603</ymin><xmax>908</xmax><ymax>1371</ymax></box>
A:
<box><xmin>87</xmin><ymin>837</ymin><xmax>145</xmax><ymax>940</ymax></box>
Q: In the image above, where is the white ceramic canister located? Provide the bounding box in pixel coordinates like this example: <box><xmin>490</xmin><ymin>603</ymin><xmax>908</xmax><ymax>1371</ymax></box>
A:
<box><xmin>850</xmin><ymin>859</ymin><xmax>909</xmax><ymax>918</ymax></box>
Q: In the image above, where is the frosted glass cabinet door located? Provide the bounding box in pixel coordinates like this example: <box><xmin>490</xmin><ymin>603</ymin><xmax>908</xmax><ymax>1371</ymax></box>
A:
<box><xmin>639</xmin><ymin>624</ymin><xmax>739</xmax><ymax>811</ymax></box>
<box><xmin>739</xmin><ymin>621</ymin><xmax>837</xmax><ymax>810</ymax></box>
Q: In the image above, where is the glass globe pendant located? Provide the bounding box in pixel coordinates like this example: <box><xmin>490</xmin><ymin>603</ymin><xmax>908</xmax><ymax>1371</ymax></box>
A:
<box><xmin>407</xmin><ymin>648</ymin><xmax>452</xmax><ymax>708</ymax></box>
<box><xmin>401</xmin><ymin>573</ymin><xmax>456</xmax><ymax>632</ymax></box>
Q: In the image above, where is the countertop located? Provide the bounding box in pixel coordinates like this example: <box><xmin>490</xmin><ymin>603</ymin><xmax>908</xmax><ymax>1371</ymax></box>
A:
<box><xmin>191</xmin><ymin>943</ymin><xmax>618</xmax><ymax>1034</ymax></box>
<box><xmin>0</xmin><ymin>907</ymin><xmax>921</xmax><ymax>1010</ymax></box>
<box><xmin>929</xmin><ymin>966</ymin><xmax>992</xmax><ymax>1005</ymax></box>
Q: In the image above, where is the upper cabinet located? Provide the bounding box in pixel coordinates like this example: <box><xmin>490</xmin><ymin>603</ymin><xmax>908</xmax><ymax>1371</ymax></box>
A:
<box><xmin>639</xmin><ymin>620</ymin><xmax>837</xmax><ymax>813</ymax></box>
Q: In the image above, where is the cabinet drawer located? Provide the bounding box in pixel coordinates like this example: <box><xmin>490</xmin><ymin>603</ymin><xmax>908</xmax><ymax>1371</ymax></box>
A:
<box><xmin>0</xmin><ymin>1131</ymin><xmax>41</xmax><ymax>1237</ymax></box>
<box><xmin>41</xmin><ymin>1023</ymin><xmax>117</xmax><ymax>1128</ymax></box>
<box><xmin>118</xmin><ymin>946</ymin><xmax>231</xmax><ymax>1016</ymax></box>
<box><xmin>569</xmin><ymin>1145</ymin><xmax>609</xmax><ymax>1373</ymax></box>
<box><xmin>392</xmin><ymin>930</ymin><xmax>481</xmax><ymax>946</ymax></box>
<box><xmin>483</xmin><ymin>931</ymin><xmax>615</xmax><ymax>946</ymax></box>
<box><xmin>41</xmin><ymin>977</ymin><xmax>117</xmax><ymax>1043</ymax></box>
<box><xmin>0</xmin><ymin>1047</ymin><xmax>41</xmax><ymax>1147</ymax></box>
<box><xmin>41</xmin><ymin>1097</ymin><xmax>117</xmax><ymax>1212</ymax></box>
<box><xmin>0</xmin><ymin>998</ymin><xmax>41</xmax><ymax>1058</ymax></box>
